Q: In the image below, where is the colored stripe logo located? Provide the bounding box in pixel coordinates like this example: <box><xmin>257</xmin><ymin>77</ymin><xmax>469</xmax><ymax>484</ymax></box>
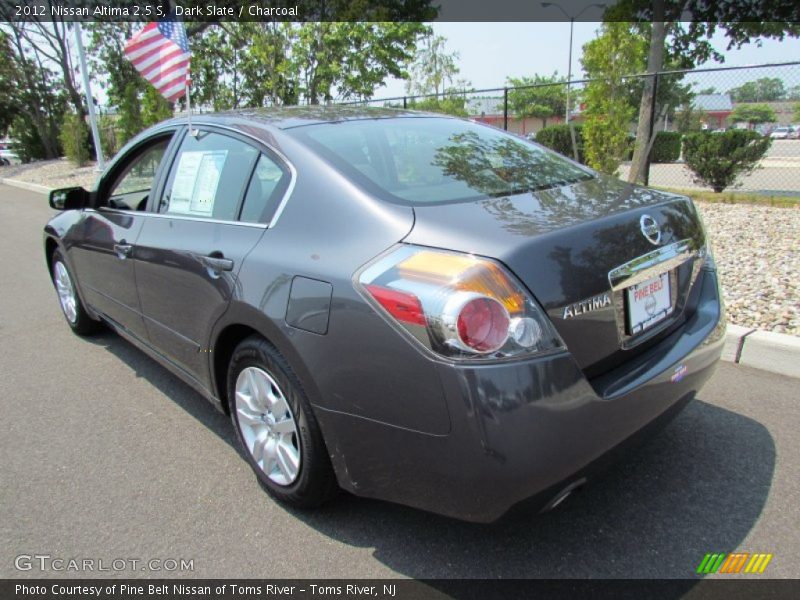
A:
<box><xmin>696</xmin><ymin>552</ymin><xmax>773</xmax><ymax>574</ymax></box>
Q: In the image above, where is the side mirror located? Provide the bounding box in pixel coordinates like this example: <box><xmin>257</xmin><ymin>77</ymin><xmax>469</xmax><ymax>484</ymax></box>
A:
<box><xmin>49</xmin><ymin>187</ymin><xmax>89</xmax><ymax>211</ymax></box>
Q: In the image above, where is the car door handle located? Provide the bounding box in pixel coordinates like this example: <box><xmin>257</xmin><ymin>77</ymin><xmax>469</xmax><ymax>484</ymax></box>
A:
<box><xmin>114</xmin><ymin>243</ymin><xmax>133</xmax><ymax>259</ymax></box>
<box><xmin>200</xmin><ymin>254</ymin><xmax>234</xmax><ymax>273</ymax></box>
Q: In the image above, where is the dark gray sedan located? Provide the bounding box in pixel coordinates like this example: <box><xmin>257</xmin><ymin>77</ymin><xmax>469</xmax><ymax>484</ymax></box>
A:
<box><xmin>44</xmin><ymin>108</ymin><xmax>724</xmax><ymax>522</ymax></box>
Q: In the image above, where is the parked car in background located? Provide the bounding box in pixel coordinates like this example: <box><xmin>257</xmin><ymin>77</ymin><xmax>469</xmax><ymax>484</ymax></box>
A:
<box><xmin>43</xmin><ymin>107</ymin><xmax>725</xmax><ymax>522</ymax></box>
<box><xmin>0</xmin><ymin>139</ymin><xmax>20</xmax><ymax>165</ymax></box>
<box><xmin>770</xmin><ymin>126</ymin><xmax>795</xmax><ymax>140</ymax></box>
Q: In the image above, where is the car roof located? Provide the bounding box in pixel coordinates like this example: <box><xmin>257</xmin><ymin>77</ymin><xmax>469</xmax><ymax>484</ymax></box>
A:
<box><xmin>164</xmin><ymin>106</ymin><xmax>447</xmax><ymax>131</ymax></box>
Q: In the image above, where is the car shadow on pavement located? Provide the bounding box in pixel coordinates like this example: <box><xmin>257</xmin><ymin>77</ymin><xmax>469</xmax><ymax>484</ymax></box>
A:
<box><xmin>86</xmin><ymin>330</ymin><xmax>241</xmax><ymax>451</ymax></box>
<box><xmin>89</xmin><ymin>331</ymin><xmax>775</xmax><ymax>581</ymax></box>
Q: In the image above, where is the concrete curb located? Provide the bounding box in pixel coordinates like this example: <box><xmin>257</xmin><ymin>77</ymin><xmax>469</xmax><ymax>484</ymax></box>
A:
<box><xmin>723</xmin><ymin>325</ymin><xmax>800</xmax><ymax>379</ymax></box>
<box><xmin>0</xmin><ymin>177</ymin><xmax>52</xmax><ymax>195</ymax></box>
<box><xmin>3</xmin><ymin>176</ymin><xmax>798</xmax><ymax>378</ymax></box>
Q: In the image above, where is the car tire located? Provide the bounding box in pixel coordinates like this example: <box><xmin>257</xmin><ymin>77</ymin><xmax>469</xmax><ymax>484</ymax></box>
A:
<box><xmin>227</xmin><ymin>335</ymin><xmax>338</xmax><ymax>508</ymax></box>
<box><xmin>51</xmin><ymin>249</ymin><xmax>101</xmax><ymax>335</ymax></box>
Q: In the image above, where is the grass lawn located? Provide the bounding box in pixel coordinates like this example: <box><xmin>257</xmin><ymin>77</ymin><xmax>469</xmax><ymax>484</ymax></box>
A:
<box><xmin>657</xmin><ymin>187</ymin><xmax>800</xmax><ymax>208</ymax></box>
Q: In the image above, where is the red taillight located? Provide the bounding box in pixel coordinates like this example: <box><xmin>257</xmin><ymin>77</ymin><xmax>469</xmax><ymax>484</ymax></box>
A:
<box><xmin>365</xmin><ymin>284</ymin><xmax>426</xmax><ymax>326</ymax></box>
<box><xmin>456</xmin><ymin>296</ymin><xmax>510</xmax><ymax>352</ymax></box>
<box><xmin>358</xmin><ymin>245</ymin><xmax>563</xmax><ymax>360</ymax></box>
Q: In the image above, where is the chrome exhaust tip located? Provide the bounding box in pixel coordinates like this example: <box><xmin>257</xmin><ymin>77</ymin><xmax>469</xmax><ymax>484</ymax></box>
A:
<box><xmin>541</xmin><ymin>477</ymin><xmax>587</xmax><ymax>512</ymax></box>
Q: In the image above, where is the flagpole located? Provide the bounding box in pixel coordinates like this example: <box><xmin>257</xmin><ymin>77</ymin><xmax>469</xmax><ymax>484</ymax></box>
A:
<box><xmin>72</xmin><ymin>22</ymin><xmax>105</xmax><ymax>170</ymax></box>
<box><xmin>186</xmin><ymin>76</ymin><xmax>196</xmax><ymax>136</ymax></box>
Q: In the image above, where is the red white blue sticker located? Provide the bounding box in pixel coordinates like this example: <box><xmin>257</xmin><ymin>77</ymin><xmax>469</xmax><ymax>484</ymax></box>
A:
<box><xmin>671</xmin><ymin>364</ymin><xmax>688</xmax><ymax>383</ymax></box>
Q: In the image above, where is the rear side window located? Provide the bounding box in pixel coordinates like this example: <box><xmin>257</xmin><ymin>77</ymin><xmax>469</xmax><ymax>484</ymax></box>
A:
<box><xmin>240</xmin><ymin>154</ymin><xmax>290</xmax><ymax>224</ymax></box>
<box><xmin>290</xmin><ymin>117</ymin><xmax>594</xmax><ymax>205</ymax></box>
<box><xmin>160</xmin><ymin>131</ymin><xmax>259</xmax><ymax>220</ymax></box>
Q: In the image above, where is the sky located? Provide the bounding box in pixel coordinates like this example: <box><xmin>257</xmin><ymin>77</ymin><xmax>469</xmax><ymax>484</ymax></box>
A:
<box><xmin>376</xmin><ymin>22</ymin><xmax>800</xmax><ymax>99</ymax></box>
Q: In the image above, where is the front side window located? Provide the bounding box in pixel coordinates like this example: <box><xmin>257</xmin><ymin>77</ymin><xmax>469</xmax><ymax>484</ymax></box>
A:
<box><xmin>105</xmin><ymin>138</ymin><xmax>170</xmax><ymax>210</ymax></box>
<box><xmin>160</xmin><ymin>131</ymin><xmax>259</xmax><ymax>221</ymax></box>
<box><xmin>290</xmin><ymin>117</ymin><xmax>594</xmax><ymax>205</ymax></box>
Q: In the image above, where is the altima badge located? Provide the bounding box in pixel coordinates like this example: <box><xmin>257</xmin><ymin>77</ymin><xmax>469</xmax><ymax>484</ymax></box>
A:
<box><xmin>640</xmin><ymin>214</ymin><xmax>662</xmax><ymax>245</ymax></box>
<box><xmin>562</xmin><ymin>293</ymin><xmax>612</xmax><ymax>319</ymax></box>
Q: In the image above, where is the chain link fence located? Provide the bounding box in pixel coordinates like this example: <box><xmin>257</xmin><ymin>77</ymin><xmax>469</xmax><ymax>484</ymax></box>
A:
<box><xmin>343</xmin><ymin>61</ymin><xmax>800</xmax><ymax>196</ymax></box>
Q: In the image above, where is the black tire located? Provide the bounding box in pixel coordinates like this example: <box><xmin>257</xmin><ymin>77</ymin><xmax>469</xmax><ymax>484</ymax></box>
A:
<box><xmin>51</xmin><ymin>249</ymin><xmax>101</xmax><ymax>336</ymax></box>
<box><xmin>227</xmin><ymin>335</ymin><xmax>338</xmax><ymax>508</ymax></box>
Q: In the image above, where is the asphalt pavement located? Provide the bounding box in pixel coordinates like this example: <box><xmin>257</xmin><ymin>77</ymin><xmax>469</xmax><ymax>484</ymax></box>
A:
<box><xmin>1</xmin><ymin>183</ymin><xmax>798</xmax><ymax>580</ymax></box>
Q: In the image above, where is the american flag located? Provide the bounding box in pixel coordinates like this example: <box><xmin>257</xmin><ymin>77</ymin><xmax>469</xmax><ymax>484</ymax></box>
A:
<box><xmin>124</xmin><ymin>20</ymin><xmax>191</xmax><ymax>103</ymax></box>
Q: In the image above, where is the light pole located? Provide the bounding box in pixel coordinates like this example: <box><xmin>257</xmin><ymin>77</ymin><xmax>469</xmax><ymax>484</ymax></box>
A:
<box><xmin>541</xmin><ymin>2</ymin><xmax>606</xmax><ymax>125</ymax></box>
<box><xmin>72</xmin><ymin>22</ymin><xmax>105</xmax><ymax>170</ymax></box>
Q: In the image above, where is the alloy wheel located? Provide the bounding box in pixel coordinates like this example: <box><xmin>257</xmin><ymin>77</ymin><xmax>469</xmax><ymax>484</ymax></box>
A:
<box><xmin>234</xmin><ymin>366</ymin><xmax>301</xmax><ymax>486</ymax></box>
<box><xmin>54</xmin><ymin>261</ymin><xmax>78</xmax><ymax>324</ymax></box>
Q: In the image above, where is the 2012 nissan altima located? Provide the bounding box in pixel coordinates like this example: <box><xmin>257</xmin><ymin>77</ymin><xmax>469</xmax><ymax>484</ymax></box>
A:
<box><xmin>44</xmin><ymin>108</ymin><xmax>725</xmax><ymax>522</ymax></box>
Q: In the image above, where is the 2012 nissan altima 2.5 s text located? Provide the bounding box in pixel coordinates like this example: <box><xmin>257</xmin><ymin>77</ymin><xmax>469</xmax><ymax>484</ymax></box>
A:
<box><xmin>44</xmin><ymin>107</ymin><xmax>725</xmax><ymax>522</ymax></box>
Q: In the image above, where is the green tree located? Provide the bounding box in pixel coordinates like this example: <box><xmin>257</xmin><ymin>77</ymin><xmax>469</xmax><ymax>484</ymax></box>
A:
<box><xmin>728</xmin><ymin>78</ymin><xmax>787</xmax><ymax>102</ymax></box>
<box><xmin>229</xmin><ymin>23</ymin><xmax>427</xmax><ymax>106</ymax></box>
<box><xmin>141</xmin><ymin>86</ymin><xmax>174</xmax><ymax>128</ymax></box>
<box><xmin>407</xmin><ymin>95</ymin><xmax>468</xmax><ymax>117</ymax></box>
<box><xmin>116</xmin><ymin>82</ymin><xmax>143</xmax><ymax>146</ymax></box>
<box><xmin>86</xmin><ymin>22</ymin><xmax>141</xmax><ymax>110</ymax></box>
<box><xmin>581</xmin><ymin>19</ymin><xmax>694</xmax><ymax>176</ymax></box>
<box><xmin>536</xmin><ymin>124</ymin><xmax>585</xmax><ymax>163</ymax></box>
<box><xmin>234</xmin><ymin>22</ymin><xmax>297</xmax><ymax>107</ymax></box>
<box><xmin>604</xmin><ymin>0</ymin><xmax>800</xmax><ymax>184</ymax></box>
<box><xmin>730</xmin><ymin>104</ymin><xmax>777</xmax><ymax>127</ymax></box>
<box><xmin>674</xmin><ymin>104</ymin><xmax>707</xmax><ymax>133</ymax></box>
<box><xmin>683</xmin><ymin>130</ymin><xmax>771</xmax><ymax>192</ymax></box>
<box><xmin>189</xmin><ymin>25</ymin><xmax>238</xmax><ymax>111</ymax></box>
<box><xmin>0</xmin><ymin>17</ymin><xmax>87</xmax><ymax>123</ymax></box>
<box><xmin>506</xmin><ymin>74</ymin><xmax>567</xmax><ymax>128</ymax></box>
<box><xmin>59</xmin><ymin>111</ymin><xmax>90</xmax><ymax>167</ymax></box>
<box><xmin>1</xmin><ymin>24</ymin><xmax>65</xmax><ymax>159</ymax></box>
<box><xmin>580</xmin><ymin>22</ymin><xmax>640</xmax><ymax>174</ymax></box>
<box><xmin>0</xmin><ymin>32</ymin><xmax>18</xmax><ymax>135</ymax></box>
<box><xmin>794</xmin><ymin>102</ymin><xmax>800</xmax><ymax>121</ymax></box>
<box><xmin>97</xmin><ymin>115</ymin><xmax>118</xmax><ymax>158</ymax></box>
<box><xmin>406</xmin><ymin>33</ymin><xmax>459</xmax><ymax>98</ymax></box>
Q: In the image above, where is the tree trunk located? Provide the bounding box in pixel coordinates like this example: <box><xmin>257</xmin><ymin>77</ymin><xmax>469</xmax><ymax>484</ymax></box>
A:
<box><xmin>55</xmin><ymin>23</ymin><xmax>87</xmax><ymax>120</ymax></box>
<box><xmin>628</xmin><ymin>9</ymin><xmax>666</xmax><ymax>184</ymax></box>
<box><xmin>9</xmin><ymin>28</ymin><xmax>59</xmax><ymax>159</ymax></box>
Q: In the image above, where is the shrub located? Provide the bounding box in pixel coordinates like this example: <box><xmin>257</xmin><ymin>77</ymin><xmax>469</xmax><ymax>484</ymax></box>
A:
<box><xmin>407</xmin><ymin>96</ymin><xmax>468</xmax><ymax>117</ymax></box>
<box><xmin>9</xmin><ymin>115</ymin><xmax>50</xmax><ymax>163</ymax></box>
<box><xmin>59</xmin><ymin>111</ymin><xmax>91</xmax><ymax>167</ymax></box>
<box><xmin>98</xmin><ymin>115</ymin><xmax>118</xmax><ymax>159</ymax></box>
<box><xmin>535</xmin><ymin>124</ymin><xmax>585</xmax><ymax>163</ymax></box>
<box><xmin>683</xmin><ymin>130</ymin><xmax>771</xmax><ymax>193</ymax></box>
<box><xmin>649</xmin><ymin>131</ymin><xmax>682</xmax><ymax>163</ymax></box>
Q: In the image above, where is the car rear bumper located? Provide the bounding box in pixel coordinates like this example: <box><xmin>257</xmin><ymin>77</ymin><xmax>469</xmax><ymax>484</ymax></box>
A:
<box><xmin>317</xmin><ymin>268</ymin><xmax>725</xmax><ymax>522</ymax></box>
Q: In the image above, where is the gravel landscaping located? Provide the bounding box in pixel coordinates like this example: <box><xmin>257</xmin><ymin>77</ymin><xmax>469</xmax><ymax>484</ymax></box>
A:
<box><xmin>0</xmin><ymin>158</ymin><xmax>99</xmax><ymax>190</ymax></box>
<box><xmin>2</xmin><ymin>159</ymin><xmax>798</xmax><ymax>335</ymax></box>
<box><xmin>696</xmin><ymin>202</ymin><xmax>799</xmax><ymax>335</ymax></box>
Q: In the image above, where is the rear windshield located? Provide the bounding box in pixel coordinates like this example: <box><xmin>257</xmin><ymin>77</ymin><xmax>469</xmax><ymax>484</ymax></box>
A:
<box><xmin>290</xmin><ymin>117</ymin><xmax>594</xmax><ymax>205</ymax></box>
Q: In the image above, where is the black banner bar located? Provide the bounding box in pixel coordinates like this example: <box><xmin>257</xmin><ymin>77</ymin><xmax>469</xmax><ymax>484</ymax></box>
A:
<box><xmin>2</xmin><ymin>0</ymin><xmax>800</xmax><ymax>23</ymax></box>
<box><xmin>3</xmin><ymin>579</ymin><xmax>800</xmax><ymax>600</ymax></box>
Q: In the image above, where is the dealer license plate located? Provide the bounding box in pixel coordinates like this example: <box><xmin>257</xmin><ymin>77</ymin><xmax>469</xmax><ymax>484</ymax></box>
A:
<box><xmin>626</xmin><ymin>271</ymin><xmax>674</xmax><ymax>334</ymax></box>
